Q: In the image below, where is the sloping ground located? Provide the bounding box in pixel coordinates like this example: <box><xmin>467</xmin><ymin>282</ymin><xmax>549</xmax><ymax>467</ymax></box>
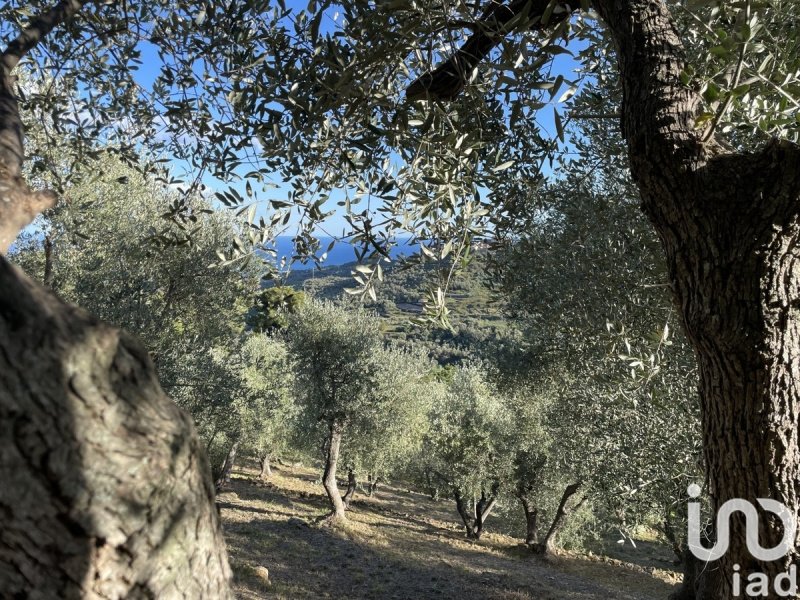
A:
<box><xmin>219</xmin><ymin>463</ymin><xmax>680</xmax><ymax>600</ymax></box>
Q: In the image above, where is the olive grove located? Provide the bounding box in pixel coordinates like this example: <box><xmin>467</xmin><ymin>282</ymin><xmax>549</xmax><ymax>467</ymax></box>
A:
<box><xmin>1</xmin><ymin>0</ymin><xmax>799</xmax><ymax>598</ymax></box>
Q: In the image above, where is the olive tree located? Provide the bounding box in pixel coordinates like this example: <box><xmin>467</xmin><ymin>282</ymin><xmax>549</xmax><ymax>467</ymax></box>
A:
<box><xmin>237</xmin><ymin>333</ymin><xmax>297</xmax><ymax>481</ymax></box>
<box><xmin>405</xmin><ymin>3</ymin><xmax>800</xmax><ymax>595</ymax></box>
<box><xmin>286</xmin><ymin>299</ymin><xmax>384</xmax><ymax>521</ymax></box>
<box><xmin>339</xmin><ymin>344</ymin><xmax>439</xmax><ymax>503</ymax></box>
<box><xmin>2</xmin><ymin>1</ymin><xmax>799</xmax><ymax>596</ymax></box>
<box><xmin>493</xmin><ymin>91</ymin><xmax>704</xmax><ymax>575</ymax></box>
<box><xmin>422</xmin><ymin>364</ymin><xmax>512</xmax><ymax>539</ymax></box>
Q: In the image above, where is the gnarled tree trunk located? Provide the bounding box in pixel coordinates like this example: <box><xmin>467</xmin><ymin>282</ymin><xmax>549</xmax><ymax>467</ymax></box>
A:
<box><xmin>594</xmin><ymin>3</ymin><xmax>800</xmax><ymax>597</ymax></box>
<box><xmin>533</xmin><ymin>481</ymin><xmax>584</xmax><ymax>555</ymax></box>
<box><xmin>0</xmin><ymin>257</ymin><xmax>233</xmax><ymax>598</ymax></box>
<box><xmin>454</xmin><ymin>485</ymin><xmax>498</xmax><ymax>540</ymax></box>
<box><xmin>322</xmin><ymin>420</ymin><xmax>347</xmax><ymax>520</ymax></box>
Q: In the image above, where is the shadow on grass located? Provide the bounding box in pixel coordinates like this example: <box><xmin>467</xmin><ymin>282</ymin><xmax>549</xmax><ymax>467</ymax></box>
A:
<box><xmin>222</xmin><ymin>466</ymin><xmax>677</xmax><ymax>600</ymax></box>
<box><xmin>226</xmin><ymin>507</ymin><xmax>570</xmax><ymax>600</ymax></box>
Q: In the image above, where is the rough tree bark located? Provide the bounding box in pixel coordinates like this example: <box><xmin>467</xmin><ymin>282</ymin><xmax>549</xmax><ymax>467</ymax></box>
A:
<box><xmin>0</xmin><ymin>258</ymin><xmax>233</xmax><ymax>598</ymax></box>
<box><xmin>322</xmin><ymin>420</ymin><xmax>347</xmax><ymax>520</ymax></box>
<box><xmin>595</xmin><ymin>2</ymin><xmax>800</xmax><ymax>596</ymax></box>
<box><xmin>0</xmin><ymin>2</ymin><xmax>233</xmax><ymax>596</ymax></box>
<box><xmin>454</xmin><ymin>489</ymin><xmax>478</xmax><ymax>538</ymax></box>
<box><xmin>533</xmin><ymin>481</ymin><xmax>584</xmax><ymax>555</ymax></box>
<box><xmin>215</xmin><ymin>440</ymin><xmax>239</xmax><ymax>493</ymax></box>
<box><xmin>408</xmin><ymin>1</ymin><xmax>800</xmax><ymax>597</ymax></box>
<box><xmin>342</xmin><ymin>468</ymin><xmax>357</xmax><ymax>509</ymax></box>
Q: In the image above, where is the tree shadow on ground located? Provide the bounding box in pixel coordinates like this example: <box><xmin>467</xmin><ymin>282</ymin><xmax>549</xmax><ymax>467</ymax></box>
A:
<box><xmin>221</xmin><ymin>466</ymin><xmax>677</xmax><ymax>600</ymax></box>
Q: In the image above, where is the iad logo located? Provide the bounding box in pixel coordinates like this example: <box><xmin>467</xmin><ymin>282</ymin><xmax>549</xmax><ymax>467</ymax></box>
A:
<box><xmin>687</xmin><ymin>483</ymin><xmax>796</xmax><ymax>562</ymax></box>
<box><xmin>687</xmin><ymin>484</ymin><xmax>798</xmax><ymax>598</ymax></box>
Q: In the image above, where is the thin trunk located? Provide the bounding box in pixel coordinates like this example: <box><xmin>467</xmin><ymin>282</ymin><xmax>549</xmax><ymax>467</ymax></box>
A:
<box><xmin>214</xmin><ymin>440</ymin><xmax>239</xmax><ymax>493</ymax></box>
<box><xmin>519</xmin><ymin>495</ymin><xmax>539</xmax><ymax>546</ymax></box>
<box><xmin>0</xmin><ymin>68</ymin><xmax>54</xmax><ymax>253</ymax></box>
<box><xmin>43</xmin><ymin>233</ymin><xmax>54</xmax><ymax>288</ymax></box>
<box><xmin>342</xmin><ymin>468</ymin><xmax>357</xmax><ymax>509</ymax></box>
<box><xmin>322</xmin><ymin>420</ymin><xmax>346</xmax><ymax>520</ymax></box>
<box><xmin>205</xmin><ymin>427</ymin><xmax>219</xmax><ymax>453</ymax></box>
<box><xmin>0</xmin><ymin>257</ymin><xmax>232</xmax><ymax>597</ymax></box>
<box><xmin>474</xmin><ymin>489</ymin><xmax>498</xmax><ymax>540</ymax></box>
<box><xmin>259</xmin><ymin>452</ymin><xmax>272</xmax><ymax>479</ymax></box>
<box><xmin>367</xmin><ymin>474</ymin><xmax>379</xmax><ymax>497</ymax></box>
<box><xmin>535</xmin><ymin>481</ymin><xmax>584</xmax><ymax>555</ymax></box>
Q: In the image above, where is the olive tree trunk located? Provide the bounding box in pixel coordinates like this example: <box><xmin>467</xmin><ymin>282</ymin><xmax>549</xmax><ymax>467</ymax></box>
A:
<box><xmin>0</xmin><ymin>4</ymin><xmax>232</xmax><ymax>595</ymax></box>
<box><xmin>214</xmin><ymin>440</ymin><xmax>239</xmax><ymax>493</ymax></box>
<box><xmin>518</xmin><ymin>494</ymin><xmax>539</xmax><ymax>547</ymax></box>
<box><xmin>322</xmin><ymin>420</ymin><xmax>347</xmax><ymax>520</ymax></box>
<box><xmin>594</xmin><ymin>2</ymin><xmax>800</xmax><ymax>596</ymax></box>
<box><xmin>454</xmin><ymin>486</ymin><xmax>498</xmax><ymax>540</ymax></box>
<box><xmin>259</xmin><ymin>452</ymin><xmax>272</xmax><ymax>479</ymax></box>
<box><xmin>0</xmin><ymin>257</ymin><xmax>233</xmax><ymax>598</ymax></box>
<box><xmin>367</xmin><ymin>474</ymin><xmax>379</xmax><ymax>497</ymax></box>
<box><xmin>532</xmin><ymin>481</ymin><xmax>584</xmax><ymax>556</ymax></box>
<box><xmin>342</xmin><ymin>468</ymin><xmax>357</xmax><ymax>509</ymax></box>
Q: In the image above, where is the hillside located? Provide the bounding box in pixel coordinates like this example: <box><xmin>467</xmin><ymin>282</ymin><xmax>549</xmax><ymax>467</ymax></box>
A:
<box><xmin>280</xmin><ymin>254</ymin><xmax>508</xmax><ymax>363</ymax></box>
<box><xmin>220</xmin><ymin>462</ymin><xmax>680</xmax><ymax>599</ymax></box>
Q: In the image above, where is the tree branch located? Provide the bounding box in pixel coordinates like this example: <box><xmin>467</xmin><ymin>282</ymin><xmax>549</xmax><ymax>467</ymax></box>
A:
<box><xmin>0</xmin><ymin>1</ymin><xmax>91</xmax><ymax>254</ymax></box>
<box><xmin>1</xmin><ymin>0</ymin><xmax>90</xmax><ymax>72</ymax></box>
<box><xmin>406</xmin><ymin>0</ymin><xmax>574</xmax><ymax>101</ymax></box>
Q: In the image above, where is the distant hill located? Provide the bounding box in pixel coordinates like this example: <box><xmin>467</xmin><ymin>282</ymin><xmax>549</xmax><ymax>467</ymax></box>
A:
<box><xmin>276</xmin><ymin>253</ymin><xmax>509</xmax><ymax>365</ymax></box>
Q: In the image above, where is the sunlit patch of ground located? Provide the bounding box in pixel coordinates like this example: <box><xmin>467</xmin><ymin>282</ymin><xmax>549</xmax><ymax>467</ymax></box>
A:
<box><xmin>219</xmin><ymin>462</ymin><xmax>680</xmax><ymax>599</ymax></box>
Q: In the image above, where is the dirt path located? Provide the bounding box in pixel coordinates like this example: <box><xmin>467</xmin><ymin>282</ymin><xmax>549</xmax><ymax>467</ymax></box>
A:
<box><xmin>219</xmin><ymin>463</ymin><xmax>679</xmax><ymax>600</ymax></box>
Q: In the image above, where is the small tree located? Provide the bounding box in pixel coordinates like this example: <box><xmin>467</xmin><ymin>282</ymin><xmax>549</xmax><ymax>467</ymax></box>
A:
<box><xmin>490</xmin><ymin>373</ymin><xmax>588</xmax><ymax>555</ymax></box>
<box><xmin>340</xmin><ymin>344</ymin><xmax>439</xmax><ymax>502</ymax></box>
<box><xmin>238</xmin><ymin>333</ymin><xmax>297</xmax><ymax>479</ymax></box>
<box><xmin>286</xmin><ymin>299</ymin><xmax>383</xmax><ymax>521</ymax></box>
<box><xmin>422</xmin><ymin>365</ymin><xmax>511</xmax><ymax>539</ymax></box>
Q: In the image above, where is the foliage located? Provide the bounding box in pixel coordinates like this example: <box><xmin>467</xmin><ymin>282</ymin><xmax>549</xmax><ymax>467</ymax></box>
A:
<box><xmin>247</xmin><ymin>285</ymin><xmax>307</xmax><ymax>333</ymax></box>
<box><xmin>285</xmin><ymin>253</ymin><xmax>507</xmax><ymax>364</ymax></box>
<box><xmin>286</xmin><ymin>298</ymin><xmax>384</xmax><ymax>433</ymax></box>
<box><xmin>421</xmin><ymin>364</ymin><xmax>512</xmax><ymax>499</ymax></box>
<box><xmin>489</xmin><ymin>98</ymin><xmax>703</xmax><ymax>552</ymax></box>
<box><xmin>10</xmin><ymin>152</ymin><xmax>259</xmax><ymax>453</ymax></box>
<box><xmin>341</xmin><ymin>344</ymin><xmax>440</xmax><ymax>481</ymax></box>
<box><xmin>232</xmin><ymin>333</ymin><xmax>298</xmax><ymax>461</ymax></box>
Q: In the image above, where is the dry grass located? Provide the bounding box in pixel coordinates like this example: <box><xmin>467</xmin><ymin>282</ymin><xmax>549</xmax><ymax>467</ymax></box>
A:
<box><xmin>219</xmin><ymin>462</ymin><xmax>680</xmax><ymax>599</ymax></box>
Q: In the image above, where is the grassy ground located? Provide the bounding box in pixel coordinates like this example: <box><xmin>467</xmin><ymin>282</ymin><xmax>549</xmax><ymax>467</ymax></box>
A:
<box><xmin>219</xmin><ymin>462</ymin><xmax>681</xmax><ymax>599</ymax></box>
